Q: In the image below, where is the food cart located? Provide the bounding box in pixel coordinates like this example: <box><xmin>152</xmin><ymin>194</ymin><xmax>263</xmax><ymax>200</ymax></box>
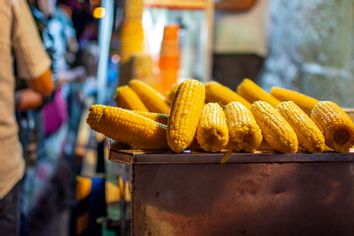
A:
<box><xmin>109</xmin><ymin>142</ymin><xmax>354</xmax><ymax>236</ymax></box>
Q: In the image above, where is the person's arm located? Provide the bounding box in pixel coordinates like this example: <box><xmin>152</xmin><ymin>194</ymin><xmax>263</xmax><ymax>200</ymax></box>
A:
<box><xmin>15</xmin><ymin>89</ymin><xmax>43</xmax><ymax>112</ymax></box>
<box><xmin>56</xmin><ymin>66</ymin><xmax>87</xmax><ymax>87</ymax></box>
<box><xmin>15</xmin><ymin>68</ymin><xmax>54</xmax><ymax>111</ymax></box>
<box><xmin>12</xmin><ymin>0</ymin><xmax>54</xmax><ymax>97</ymax></box>
<box><xmin>27</xmin><ymin>68</ymin><xmax>54</xmax><ymax>97</ymax></box>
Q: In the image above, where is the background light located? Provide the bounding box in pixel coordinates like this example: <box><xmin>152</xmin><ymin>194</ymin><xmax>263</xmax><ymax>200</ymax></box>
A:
<box><xmin>93</xmin><ymin>7</ymin><xmax>106</xmax><ymax>19</ymax></box>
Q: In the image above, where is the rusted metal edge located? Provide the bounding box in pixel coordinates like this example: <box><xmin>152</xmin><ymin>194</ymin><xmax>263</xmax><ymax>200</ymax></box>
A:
<box><xmin>344</xmin><ymin>108</ymin><xmax>354</xmax><ymax>122</ymax></box>
<box><xmin>109</xmin><ymin>149</ymin><xmax>354</xmax><ymax>165</ymax></box>
<box><xmin>108</xmin><ymin>150</ymin><xmax>134</xmax><ymax>164</ymax></box>
<box><xmin>344</xmin><ymin>108</ymin><xmax>354</xmax><ymax>113</ymax></box>
<box><xmin>108</xmin><ymin>140</ymin><xmax>354</xmax><ymax>165</ymax></box>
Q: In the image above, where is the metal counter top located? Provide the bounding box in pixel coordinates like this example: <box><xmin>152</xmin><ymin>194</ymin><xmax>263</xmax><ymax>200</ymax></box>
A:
<box><xmin>109</xmin><ymin>142</ymin><xmax>354</xmax><ymax>165</ymax></box>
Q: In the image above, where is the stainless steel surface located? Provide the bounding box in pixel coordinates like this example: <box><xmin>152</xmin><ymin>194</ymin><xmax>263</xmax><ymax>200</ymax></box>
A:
<box><xmin>109</xmin><ymin>144</ymin><xmax>354</xmax><ymax>236</ymax></box>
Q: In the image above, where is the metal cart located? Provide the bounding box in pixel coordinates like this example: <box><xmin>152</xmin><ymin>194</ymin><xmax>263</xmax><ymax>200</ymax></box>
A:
<box><xmin>109</xmin><ymin>142</ymin><xmax>354</xmax><ymax>236</ymax></box>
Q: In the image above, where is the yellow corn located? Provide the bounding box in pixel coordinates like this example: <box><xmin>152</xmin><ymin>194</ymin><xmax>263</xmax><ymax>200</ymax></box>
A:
<box><xmin>129</xmin><ymin>79</ymin><xmax>170</xmax><ymax>113</ymax></box>
<box><xmin>224</xmin><ymin>102</ymin><xmax>262</xmax><ymax>152</ymax></box>
<box><xmin>271</xmin><ymin>87</ymin><xmax>319</xmax><ymax>115</ymax></box>
<box><xmin>311</xmin><ymin>101</ymin><xmax>354</xmax><ymax>153</ymax></box>
<box><xmin>251</xmin><ymin>101</ymin><xmax>298</xmax><ymax>153</ymax></box>
<box><xmin>166</xmin><ymin>83</ymin><xmax>180</xmax><ymax>105</ymax></box>
<box><xmin>237</xmin><ymin>79</ymin><xmax>280</xmax><ymax>107</ymax></box>
<box><xmin>115</xmin><ymin>85</ymin><xmax>148</xmax><ymax>111</ymax></box>
<box><xmin>205</xmin><ymin>81</ymin><xmax>251</xmax><ymax>109</ymax></box>
<box><xmin>86</xmin><ymin>105</ymin><xmax>168</xmax><ymax>149</ymax></box>
<box><xmin>196</xmin><ymin>103</ymin><xmax>229</xmax><ymax>152</ymax></box>
<box><xmin>132</xmin><ymin>110</ymin><xmax>169</xmax><ymax>125</ymax></box>
<box><xmin>167</xmin><ymin>79</ymin><xmax>205</xmax><ymax>153</ymax></box>
<box><xmin>277</xmin><ymin>101</ymin><xmax>325</xmax><ymax>153</ymax></box>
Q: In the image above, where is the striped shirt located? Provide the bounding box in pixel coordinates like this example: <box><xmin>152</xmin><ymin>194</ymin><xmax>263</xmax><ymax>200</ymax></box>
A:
<box><xmin>0</xmin><ymin>0</ymin><xmax>51</xmax><ymax>198</ymax></box>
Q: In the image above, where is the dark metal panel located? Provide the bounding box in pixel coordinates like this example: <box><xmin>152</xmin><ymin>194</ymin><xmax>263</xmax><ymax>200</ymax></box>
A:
<box><xmin>109</xmin><ymin>142</ymin><xmax>354</xmax><ymax>235</ymax></box>
<box><xmin>132</xmin><ymin>162</ymin><xmax>354</xmax><ymax>236</ymax></box>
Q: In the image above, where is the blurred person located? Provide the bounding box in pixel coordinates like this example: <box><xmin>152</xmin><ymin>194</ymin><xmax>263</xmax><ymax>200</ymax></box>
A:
<box><xmin>56</xmin><ymin>0</ymin><xmax>79</xmax><ymax>65</ymax></box>
<box><xmin>69</xmin><ymin>42</ymin><xmax>99</xmax><ymax>164</ymax></box>
<box><xmin>0</xmin><ymin>0</ymin><xmax>53</xmax><ymax>235</ymax></box>
<box><xmin>71</xmin><ymin>2</ymin><xmax>91</xmax><ymax>38</ymax></box>
<box><xmin>17</xmin><ymin>0</ymin><xmax>86</xmax><ymax>235</ymax></box>
<box><xmin>78</xmin><ymin>17</ymin><xmax>99</xmax><ymax>46</ymax></box>
<box><xmin>213</xmin><ymin>0</ymin><xmax>270</xmax><ymax>89</ymax></box>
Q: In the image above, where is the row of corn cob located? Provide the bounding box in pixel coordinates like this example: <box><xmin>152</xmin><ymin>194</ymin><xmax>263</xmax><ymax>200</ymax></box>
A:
<box><xmin>87</xmin><ymin>79</ymin><xmax>354</xmax><ymax>154</ymax></box>
<box><xmin>205</xmin><ymin>79</ymin><xmax>317</xmax><ymax>115</ymax></box>
<box><xmin>205</xmin><ymin>78</ymin><xmax>354</xmax><ymax>153</ymax></box>
<box><xmin>115</xmin><ymin>79</ymin><xmax>171</xmax><ymax>114</ymax></box>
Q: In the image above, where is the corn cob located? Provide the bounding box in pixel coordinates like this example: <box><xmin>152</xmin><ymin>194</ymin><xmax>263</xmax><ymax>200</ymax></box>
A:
<box><xmin>311</xmin><ymin>101</ymin><xmax>354</xmax><ymax>153</ymax></box>
<box><xmin>166</xmin><ymin>83</ymin><xmax>180</xmax><ymax>105</ymax></box>
<box><xmin>237</xmin><ymin>79</ymin><xmax>280</xmax><ymax>107</ymax></box>
<box><xmin>205</xmin><ymin>81</ymin><xmax>251</xmax><ymax>108</ymax></box>
<box><xmin>224</xmin><ymin>102</ymin><xmax>262</xmax><ymax>152</ymax></box>
<box><xmin>86</xmin><ymin>105</ymin><xmax>168</xmax><ymax>149</ymax></box>
<box><xmin>251</xmin><ymin>101</ymin><xmax>298</xmax><ymax>153</ymax></box>
<box><xmin>129</xmin><ymin>79</ymin><xmax>170</xmax><ymax>113</ymax></box>
<box><xmin>132</xmin><ymin>110</ymin><xmax>169</xmax><ymax>125</ymax></box>
<box><xmin>167</xmin><ymin>79</ymin><xmax>205</xmax><ymax>153</ymax></box>
<box><xmin>115</xmin><ymin>85</ymin><xmax>148</xmax><ymax>111</ymax></box>
<box><xmin>196</xmin><ymin>103</ymin><xmax>229</xmax><ymax>152</ymax></box>
<box><xmin>271</xmin><ymin>87</ymin><xmax>319</xmax><ymax>115</ymax></box>
<box><xmin>277</xmin><ymin>101</ymin><xmax>325</xmax><ymax>153</ymax></box>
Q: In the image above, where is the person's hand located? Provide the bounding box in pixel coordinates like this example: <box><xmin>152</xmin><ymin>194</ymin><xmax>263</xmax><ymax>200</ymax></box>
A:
<box><xmin>73</xmin><ymin>66</ymin><xmax>87</xmax><ymax>82</ymax></box>
<box><xmin>57</xmin><ymin>67</ymin><xmax>87</xmax><ymax>86</ymax></box>
<box><xmin>74</xmin><ymin>66</ymin><xmax>87</xmax><ymax>82</ymax></box>
<box><xmin>15</xmin><ymin>89</ymin><xmax>43</xmax><ymax>112</ymax></box>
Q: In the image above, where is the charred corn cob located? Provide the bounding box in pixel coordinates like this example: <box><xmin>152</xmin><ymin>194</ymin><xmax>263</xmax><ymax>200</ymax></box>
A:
<box><xmin>205</xmin><ymin>81</ymin><xmax>251</xmax><ymax>109</ymax></box>
<box><xmin>277</xmin><ymin>101</ymin><xmax>325</xmax><ymax>153</ymax></box>
<box><xmin>115</xmin><ymin>86</ymin><xmax>148</xmax><ymax>111</ymax></box>
<box><xmin>167</xmin><ymin>79</ymin><xmax>205</xmax><ymax>153</ymax></box>
<box><xmin>271</xmin><ymin>87</ymin><xmax>319</xmax><ymax>115</ymax></box>
<box><xmin>251</xmin><ymin>101</ymin><xmax>298</xmax><ymax>153</ymax></box>
<box><xmin>237</xmin><ymin>79</ymin><xmax>280</xmax><ymax>107</ymax></box>
<box><xmin>224</xmin><ymin>102</ymin><xmax>262</xmax><ymax>152</ymax></box>
<box><xmin>129</xmin><ymin>79</ymin><xmax>170</xmax><ymax>113</ymax></box>
<box><xmin>86</xmin><ymin>105</ymin><xmax>168</xmax><ymax>149</ymax></box>
<box><xmin>132</xmin><ymin>110</ymin><xmax>169</xmax><ymax>125</ymax></box>
<box><xmin>311</xmin><ymin>101</ymin><xmax>354</xmax><ymax>153</ymax></box>
<box><xmin>196</xmin><ymin>103</ymin><xmax>229</xmax><ymax>152</ymax></box>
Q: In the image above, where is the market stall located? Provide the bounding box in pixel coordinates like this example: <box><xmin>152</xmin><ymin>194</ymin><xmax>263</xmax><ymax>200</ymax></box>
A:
<box><xmin>85</xmin><ymin>77</ymin><xmax>354</xmax><ymax>235</ymax></box>
<box><xmin>109</xmin><ymin>145</ymin><xmax>354</xmax><ymax>236</ymax></box>
<box><xmin>83</xmin><ymin>0</ymin><xmax>354</xmax><ymax>235</ymax></box>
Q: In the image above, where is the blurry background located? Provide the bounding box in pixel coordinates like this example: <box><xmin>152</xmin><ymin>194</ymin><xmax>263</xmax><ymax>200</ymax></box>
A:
<box><xmin>16</xmin><ymin>0</ymin><xmax>354</xmax><ymax>236</ymax></box>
